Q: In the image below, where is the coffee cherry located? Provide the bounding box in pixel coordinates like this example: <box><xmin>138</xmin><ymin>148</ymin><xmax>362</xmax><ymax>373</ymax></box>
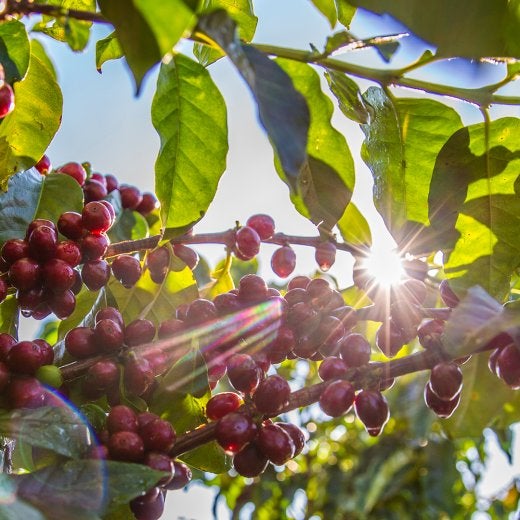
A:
<box><xmin>424</xmin><ymin>383</ymin><xmax>460</xmax><ymax>418</ymax></box>
<box><xmin>108</xmin><ymin>430</ymin><xmax>145</xmax><ymax>462</ymax></box>
<box><xmin>120</xmin><ymin>185</ymin><xmax>143</xmax><ymax>210</ymax></box>
<box><xmin>146</xmin><ymin>247</ymin><xmax>170</xmax><ymax>284</ymax></box>
<box><xmin>319</xmin><ymin>380</ymin><xmax>355</xmax><ymax>417</ymax></box>
<box><xmin>0</xmin><ymin>279</ymin><xmax>6</xmax><ymax>303</ymax></box>
<box><xmin>215</xmin><ymin>412</ymin><xmax>258</xmax><ymax>453</ymax></box>
<box><xmin>56</xmin><ymin>162</ymin><xmax>87</xmax><ymax>186</ymax></box>
<box><xmin>86</xmin><ymin>360</ymin><xmax>120</xmax><ymax>391</ymax></box>
<box><xmin>496</xmin><ymin>344</ymin><xmax>520</xmax><ymax>389</ymax></box>
<box><xmin>9</xmin><ymin>258</ymin><xmax>40</xmax><ymax>291</ymax></box>
<box><xmin>417</xmin><ymin>319</ymin><xmax>444</xmax><ymax>350</ymax></box>
<box><xmin>315</xmin><ymin>241</ymin><xmax>336</xmax><ymax>271</ymax></box>
<box><xmin>0</xmin><ymin>362</ymin><xmax>10</xmax><ymax>392</ymax></box>
<box><xmin>233</xmin><ymin>441</ymin><xmax>269</xmax><ymax>477</ymax></box>
<box><xmin>488</xmin><ymin>347</ymin><xmax>501</xmax><ymax>376</ymax></box>
<box><xmin>439</xmin><ymin>279</ymin><xmax>459</xmax><ymax>308</ymax></box>
<box><xmin>124</xmin><ymin>356</ymin><xmax>154</xmax><ymax>396</ymax></box>
<box><xmin>81</xmin><ymin>233</ymin><xmax>109</xmax><ymax>261</ymax></box>
<box><xmin>0</xmin><ymin>333</ymin><xmax>16</xmax><ymax>361</ymax></box>
<box><xmin>96</xmin><ymin>307</ymin><xmax>124</xmax><ymax>329</ymax></box>
<box><xmin>100</xmin><ymin>200</ymin><xmax>116</xmax><ymax>224</ymax></box>
<box><xmin>1</xmin><ymin>239</ymin><xmax>29</xmax><ymax>265</ymax></box>
<box><xmin>111</xmin><ymin>255</ymin><xmax>142</xmax><ymax>288</ymax></box>
<box><xmin>390</xmin><ymin>299</ymin><xmax>423</xmax><ymax>332</ymax></box>
<box><xmin>105</xmin><ymin>174</ymin><xmax>119</xmax><ymax>193</ymax></box>
<box><xmin>81</xmin><ymin>259</ymin><xmax>111</xmax><ymax>290</ymax></box>
<box><xmin>429</xmin><ymin>362</ymin><xmax>463</xmax><ymax>400</ymax></box>
<box><xmin>287</xmin><ymin>276</ymin><xmax>311</xmax><ymax>290</ymax></box>
<box><xmin>278</xmin><ymin>423</ymin><xmax>305</xmax><ymax>456</ymax></box>
<box><xmin>90</xmin><ymin>172</ymin><xmax>107</xmax><ymax>187</ymax></box>
<box><xmin>130</xmin><ymin>487</ymin><xmax>165</xmax><ymax>520</ymax></box>
<box><xmin>65</xmin><ymin>326</ymin><xmax>97</xmax><ymax>358</ymax></box>
<box><xmin>55</xmin><ymin>240</ymin><xmax>82</xmax><ymax>267</ymax></box>
<box><xmin>157</xmin><ymin>318</ymin><xmax>185</xmax><ymax>339</ymax></box>
<box><xmin>94</xmin><ymin>318</ymin><xmax>124</xmax><ymax>353</ymax></box>
<box><xmin>7</xmin><ymin>341</ymin><xmax>47</xmax><ymax>375</ymax></box>
<box><xmin>354</xmin><ymin>390</ymin><xmax>390</xmax><ymax>436</ymax></box>
<box><xmin>338</xmin><ymin>333</ymin><xmax>371</xmax><ymax>367</ymax></box>
<box><xmin>48</xmin><ymin>289</ymin><xmax>76</xmax><ymax>319</ymax></box>
<box><xmin>0</xmin><ymin>82</ymin><xmax>15</xmax><ymax>118</ymax></box>
<box><xmin>82</xmin><ymin>201</ymin><xmax>112</xmax><ymax>234</ymax></box>
<box><xmin>253</xmin><ymin>374</ymin><xmax>291</xmax><ymax>415</ymax></box>
<box><xmin>318</xmin><ymin>357</ymin><xmax>348</xmax><ymax>381</ymax></box>
<box><xmin>140</xmin><ymin>418</ymin><xmax>176</xmax><ymax>453</ymax></box>
<box><xmin>271</xmin><ymin>245</ymin><xmax>296</xmax><ymax>278</ymax></box>
<box><xmin>136</xmin><ymin>192</ymin><xmax>158</xmax><ymax>216</ymax></box>
<box><xmin>7</xmin><ymin>376</ymin><xmax>46</xmax><ymax>409</ymax></box>
<box><xmin>399</xmin><ymin>278</ymin><xmax>427</xmax><ymax>305</ymax></box>
<box><xmin>165</xmin><ymin>460</ymin><xmax>192</xmax><ymax>490</ymax></box>
<box><xmin>235</xmin><ymin>226</ymin><xmax>261</xmax><ymax>259</ymax></box>
<box><xmin>42</xmin><ymin>258</ymin><xmax>75</xmax><ymax>292</ymax></box>
<box><xmin>57</xmin><ymin>211</ymin><xmax>84</xmax><ymax>240</ymax></box>
<box><xmin>124</xmin><ymin>319</ymin><xmax>156</xmax><ymax>346</ymax></box>
<box><xmin>173</xmin><ymin>244</ymin><xmax>198</xmax><ymax>270</ymax></box>
<box><xmin>238</xmin><ymin>274</ymin><xmax>269</xmax><ymax>304</ymax></box>
<box><xmin>257</xmin><ymin>423</ymin><xmax>295</xmax><ymax>465</ymax></box>
<box><xmin>376</xmin><ymin>320</ymin><xmax>407</xmax><ymax>358</ymax></box>
<box><xmin>316</xmin><ymin>315</ymin><xmax>345</xmax><ymax>354</ymax></box>
<box><xmin>267</xmin><ymin>326</ymin><xmax>295</xmax><ymax>363</ymax></box>
<box><xmin>30</xmin><ymin>303</ymin><xmax>52</xmax><ymax>321</ymax></box>
<box><xmin>227</xmin><ymin>354</ymin><xmax>261</xmax><ymax>394</ymax></box>
<box><xmin>185</xmin><ymin>299</ymin><xmax>217</xmax><ymax>325</ymax></box>
<box><xmin>107</xmin><ymin>405</ymin><xmax>139</xmax><ymax>434</ymax></box>
<box><xmin>206</xmin><ymin>392</ymin><xmax>242</xmax><ymax>420</ymax></box>
<box><xmin>26</xmin><ymin>219</ymin><xmax>56</xmax><ymax>239</ymax></box>
<box><xmin>246</xmin><ymin>214</ymin><xmax>275</xmax><ymax>240</ymax></box>
<box><xmin>28</xmin><ymin>225</ymin><xmax>57</xmax><ymax>261</ymax></box>
<box><xmin>402</xmin><ymin>258</ymin><xmax>428</xmax><ymax>281</ymax></box>
<box><xmin>144</xmin><ymin>452</ymin><xmax>174</xmax><ymax>486</ymax></box>
<box><xmin>213</xmin><ymin>292</ymin><xmax>243</xmax><ymax>316</ymax></box>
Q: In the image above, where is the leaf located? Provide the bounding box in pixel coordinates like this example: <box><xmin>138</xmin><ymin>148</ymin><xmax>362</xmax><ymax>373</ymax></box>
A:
<box><xmin>0</xmin><ymin>406</ymin><xmax>92</xmax><ymax>459</ymax></box>
<box><xmin>193</xmin><ymin>0</ymin><xmax>258</xmax><ymax>66</ymax></box>
<box><xmin>360</xmin><ymin>87</ymin><xmax>463</xmax><ymax>253</ymax></box>
<box><xmin>98</xmin><ymin>0</ymin><xmax>196</xmax><ymax>93</ymax></box>
<box><xmin>0</xmin><ymin>295</ymin><xmax>19</xmax><ymax>337</ymax></box>
<box><xmin>0</xmin><ymin>52</ymin><xmax>62</xmax><ymax>189</ymax></box>
<box><xmin>325</xmin><ymin>69</ymin><xmax>372</xmax><ymax>124</ymax></box>
<box><xmin>311</xmin><ymin>0</ymin><xmax>338</xmax><ymax>27</ymax></box>
<box><xmin>335</xmin><ymin>0</ymin><xmax>356</xmax><ymax>27</ymax></box>
<box><xmin>198</xmin><ymin>11</ymin><xmax>310</xmax><ymax>179</ymax></box>
<box><xmin>347</xmin><ymin>0</ymin><xmax>520</xmax><ymax>58</ymax></box>
<box><xmin>429</xmin><ymin>118</ymin><xmax>520</xmax><ymax>298</ymax></box>
<box><xmin>0</xmin><ymin>475</ymin><xmax>46</xmax><ymax>520</ymax></box>
<box><xmin>15</xmin><ymin>460</ymin><xmax>166</xmax><ymax>517</ymax></box>
<box><xmin>337</xmin><ymin>202</ymin><xmax>372</xmax><ymax>246</ymax></box>
<box><xmin>200</xmin><ymin>254</ymin><xmax>234</xmax><ymax>299</ymax></box>
<box><xmin>95</xmin><ymin>32</ymin><xmax>123</xmax><ymax>72</ymax></box>
<box><xmin>32</xmin><ymin>0</ymin><xmax>96</xmax><ymax>52</ymax></box>
<box><xmin>0</xmin><ymin>170</ymin><xmax>83</xmax><ymax>247</ymax></box>
<box><xmin>152</xmin><ymin>53</ymin><xmax>228</xmax><ymax>235</ymax></box>
<box><xmin>108</xmin><ymin>254</ymin><xmax>198</xmax><ymax>325</ymax></box>
<box><xmin>181</xmin><ymin>440</ymin><xmax>231</xmax><ymax>473</ymax></box>
<box><xmin>30</xmin><ymin>39</ymin><xmax>57</xmax><ymax>81</ymax></box>
<box><xmin>0</xmin><ymin>20</ymin><xmax>30</xmax><ymax>83</ymax></box>
<box><xmin>275</xmin><ymin>59</ymin><xmax>354</xmax><ymax>232</ymax></box>
<box><xmin>107</xmin><ymin>209</ymin><xmax>149</xmax><ymax>243</ymax></box>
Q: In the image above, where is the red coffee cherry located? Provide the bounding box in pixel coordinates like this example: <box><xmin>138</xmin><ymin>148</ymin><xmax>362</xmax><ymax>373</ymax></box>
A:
<box><xmin>354</xmin><ymin>390</ymin><xmax>390</xmax><ymax>436</ymax></box>
<box><xmin>119</xmin><ymin>185</ymin><xmax>143</xmax><ymax>210</ymax></box>
<box><xmin>81</xmin><ymin>260</ymin><xmax>111</xmax><ymax>291</ymax></box>
<box><xmin>271</xmin><ymin>245</ymin><xmax>296</xmax><ymax>278</ymax></box>
<box><xmin>246</xmin><ymin>214</ymin><xmax>275</xmax><ymax>240</ymax></box>
<box><xmin>0</xmin><ymin>83</ymin><xmax>15</xmax><ymax>118</ymax></box>
<box><xmin>315</xmin><ymin>241</ymin><xmax>337</xmax><ymax>271</ymax></box>
<box><xmin>7</xmin><ymin>377</ymin><xmax>46</xmax><ymax>409</ymax></box>
<box><xmin>136</xmin><ymin>192</ymin><xmax>158</xmax><ymax>216</ymax></box>
<box><xmin>9</xmin><ymin>258</ymin><xmax>41</xmax><ymax>291</ymax></box>
<box><xmin>82</xmin><ymin>201</ymin><xmax>113</xmax><ymax>234</ymax></box>
<box><xmin>107</xmin><ymin>405</ymin><xmax>139</xmax><ymax>434</ymax></box>
<box><xmin>319</xmin><ymin>380</ymin><xmax>355</xmax><ymax>417</ymax></box>
<box><xmin>257</xmin><ymin>423</ymin><xmax>295</xmax><ymax>465</ymax></box>
<box><xmin>253</xmin><ymin>375</ymin><xmax>291</xmax><ymax>415</ymax></box>
<box><xmin>58</xmin><ymin>211</ymin><xmax>84</xmax><ymax>240</ymax></box>
<box><xmin>215</xmin><ymin>412</ymin><xmax>258</xmax><ymax>453</ymax></box>
<box><xmin>108</xmin><ymin>431</ymin><xmax>145</xmax><ymax>462</ymax></box>
<box><xmin>124</xmin><ymin>319</ymin><xmax>156</xmax><ymax>346</ymax></box>
<box><xmin>1</xmin><ymin>239</ymin><xmax>29</xmax><ymax>265</ymax></box>
<box><xmin>206</xmin><ymin>392</ymin><xmax>242</xmax><ymax>420</ymax></box>
<box><xmin>111</xmin><ymin>255</ymin><xmax>142</xmax><ymax>288</ymax></box>
<box><xmin>233</xmin><ymin>441</ymin><xmax>269</xmax><ymax>477</ymax></box>
<box><xmin>56</xmin><ymin>162</ymin><xmax>87</xmax><ymax>186</ymax></box>
<box><xmin>235</xmin><ymin>226</ymin><xmax>261</xmax><ymax>259</ymax></box>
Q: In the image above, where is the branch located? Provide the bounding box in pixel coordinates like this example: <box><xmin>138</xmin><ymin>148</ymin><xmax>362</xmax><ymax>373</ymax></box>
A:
<box><xmin>4</xmin><ymin>0</ymin><xmax>109</xmax><ymax>23</ymax></box>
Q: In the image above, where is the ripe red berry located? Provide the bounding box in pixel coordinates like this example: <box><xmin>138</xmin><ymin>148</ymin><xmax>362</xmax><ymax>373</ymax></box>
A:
<box><xmin>144</xmin><ymin>452</ymin><xmax>174</xmax><ymax>486</ymax></box>
<box><xmin>83</xmin><ymin>179</ymin><xmax>107</xmax><ymax>203</ymax></box>
<box><xmin>108</xmin><ymin>430</ymin><xmax>145</xmax><ymax>462</ymax></box>
<box><xmin>107</xmin><ymin>405</ymin><xmax>139</xmax><ymax>434</ymax></box>
<box><xmin>7</xmin><ymin>377</ymin><xmax>46</xmax><ymax>409</ymax></box>
<box><xmin>354</xmin><ymin>390</ymin><xmax>390</xmax><ymax>436</ymax></box>
<box><xmin>48</xmin><ymin>289</ymin><xmax>76</xmax><ymax>319</ymax></box>
<box><xmin>41</xmin><ymin>258</ymin><xmax>75</xmax><ymax>292</ymax></box>
<box><xmin>94</xmin><ymin>318</ymin><xmax>124</xmax><ymax>352</ymax></box>
<box><xmin>28</xmin><ymin>225</ymin><xmax>58</xmax><ymax>261</ymax></box>
<box><xmin>271</xmin><ymin>245</ymin><xmax>296</xmax><ymax>278</ymax></box>
<box><xmin>9</xmin><ymin>257</ymin><xmax>41</xmax><ymax>291</ymax></box>
<box><xmin>56</xmin><ymin>162</ymin><xmax>87</xmax><ymax>186</ymax></box>
<box><xmin>424</xmin><ymin>383</ymin><xmax>460</xmax><ymax>418</ymax></box>
<box><xmin>139</xmin><ymin>418</ymin><xmax>176</xmax><ymax>453</ymax></box>
<box><xmin>105</xmin><ymin>174</ymin><xmax>119</xmax><ymax>193</ymax></box>
<box><xmin>81</xmin><ymin>259</ymin><xmax>111</xmax><ymax>290</ymax></box>
<box><xmin>86</xmin><ymin>360</ymin><xmax>120</xmax><ymax>391</ymax></box>
<box><xmin>55</xmin><ymin>240</ymin><xmax>82</xmax><ymax>267</ymax></box>
<box><xmin>246</xmin><ymin>214</ymin><xmax>275</xmax><ymax>240</ymax></box>
<box><xmin>165</xmin><ymin>460</ymin><xmax>192</xmax><ymax>490</ymax></box>
<box><xmin>0</xmin><ymin>333</ymin><xmax>16</xmax><ymax>361</ymax></box>
<box><xmin>429</xmin><ymin>362</ymin><xmax>463</xmax><ymax>400</ymax></box>
<box><xmin>124</xmin><ymin>319</ymin><xmax>156</xmax><ymax>346</ymax></box>
<box><xmin>0</xmin><ymin>82</ymin><xmax>15</xmax><ymax>118</ymax></box>
<box><xmin>0</xmin><ymin>362</ymin><xmax>10</xmax><ymax>392</ymax></box>
<box><xmin>7</xmin><ymin>341</ymin><xmax>47</xmax><ymax>375</ymax></box>
<box><xmin>157</xmin><ymin>317</ymin><xmax>185</xmax><ymax>339</ymax></box>
<box><xmin>215</xmin><ymin>412</ymin><xmax>258</xmax><ymax>453</ymax></box>
<box><xmin>185</xmin><ymin>299</ymin><xmax>217</xmax><ymax>325</ymax></box>
<box><xmin>319</xmin><ymin>380</ymin><xmax>355</xmax><ymax>417</ymax></box>
<box><xmin>65</xmin><ymin>326</ymin><xmax>97</xmax><ymax>358</ymax></box>
<box><xmin>399</xmin><ymin>278</ymin><xmax>427</xmax><ymax>304</ymax></box>
<box><xmin>129</xmin><ymin>487</ymin><xmax>164</xmax><ymax>520</ymax></box>
<box><xmin>277</xmin><ymin>423</ymin><xmax>305</xmax><ymax>456</ymax></box>
<box><xmin>1</xmin><ymin>238</ymin><xmax>29</xmax><ymax>265</ymax></box>
<box><xmin>376</xmin><ymin>320</ymin><xmax>407</xmax><ymax>358</ymax></box>
<box><xmin>496</xmin><ymin>343</ymin><xmax>520</xmax><ymax>389</ymax></box>
<box><xmin>233</xmin><ymin>441</ymin><xmax>269</xmax><ymax>477</ymax></box>
<box><xmin>287</xmin><ymin>276</ymin><xmax>311</xmax><ymax>290</ymax></box>
<box><xmin>124</xmin><ymin>356</ymin><xmax>154</xmax><ymax>396</ymax></box>
<box><xmin>213</xmin><ymin>292</ymin><xmax>243</xmax><ymax>316</ymax></box>
<box><xmin>82</xmin><ymin>201</ymin><xmax>112</xmax><ymax>234</ymax></box>
<box><xmin>227</xmin><ymin>354</ymin><xmax>262</xmax><ymax>394</ymax></box>
<box><xmin>206</xmin><ymin>392</ymin><xmax>242</xmax><ymax>420</ymax></box>
<box><xmin>111</xmin><ymin>255</ymin><xmax>142</xmax><ymax>288</ymax></box>
<box><xmin>257</xmin><ymin>423</ymin><xmax>295</xmax><ymax>465</ymax></box>
<box><xmin>339</xmin><ymin>333</ymin><xmax>371</xmax><ymax>367</ymax></box>
<box><xmin>173</xmin><ymin>243</ymin><xmax>199</xmax><ymax>270</ymax></box>
<box><xmin>253</xmin><ymin>374</ymin><xmax>291</xmax><ymax>415</ymax></box>
<box><xmin>80</xmin><ymin>233</ymin><xmax>109</xmax><ymax>261</ymax></box>
<box><xmin>120</xmin><ymin>185</ymin><xmax>143</xmax><ymax>210</ymax></box>
<box><xmin>146</xmin><ymin>246</ymin><xmax>170</xmax><ymax>284</ymax></box>
<box><xmin>417</xmin><ymin>319</ymin><xmax>445</xmax><ymax>350</ymax></box>
<box><xmin>238</xmin><ymin>274</ymin><xmax>268</xmax><ymax>303</ymax></box>
<box><xmin>235</xmin><ymin>226</ymin><xmax>261</xmax><ymax>259</ymax></box>
<box><xmin>318</xmin><ymin>357</ymin><xmax>348</xmax><ymax>381</ymax></box>
<box><xmin>96</xmin><ymin>306</ymin><xmax>124</xmax><ymax>328</ymax></box>
<box><xmin>439</xmin><ymin>279</ymin><xmax>459</xmax><ymax>308</ymax></box>
<box><xmin>136</xmin><ymin>192</ymin><xmax>158</xmax><ymax>216</ymax></box>
<box><xmin>315</xmin><ymin>241</ymin><xmax>337</xmax><ymax>271</ymax></box>
<box><xmin>57</xmin><ymin>211</ymin><xmax>84</xmax><ymax>240</ymax></box>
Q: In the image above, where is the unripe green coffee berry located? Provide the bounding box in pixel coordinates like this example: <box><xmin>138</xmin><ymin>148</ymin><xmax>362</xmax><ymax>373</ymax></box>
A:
<box><xmin>35</xmin><ymin>364</ymin><xmax>63</xmax><ymax>388</ymax></box>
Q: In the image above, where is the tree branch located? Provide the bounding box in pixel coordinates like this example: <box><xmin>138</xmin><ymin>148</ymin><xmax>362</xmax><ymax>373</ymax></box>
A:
<box><xmin>4</xmin><ymin>0</ymin><xmax>109</xmax><ymax>23</ymax></box>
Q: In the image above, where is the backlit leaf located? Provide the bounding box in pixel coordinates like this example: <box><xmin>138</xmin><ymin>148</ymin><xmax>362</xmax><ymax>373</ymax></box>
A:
<box><xmin>0</xmin><ymin>20</ymin><xmax>30</xmax><ymax>83</ymax></box>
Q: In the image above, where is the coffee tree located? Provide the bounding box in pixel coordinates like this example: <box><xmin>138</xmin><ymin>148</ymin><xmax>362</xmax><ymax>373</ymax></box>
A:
<box><xmin>0</xmin><ymin>1</ymin><xmax>519</xmax><ymax>518</ymax></box>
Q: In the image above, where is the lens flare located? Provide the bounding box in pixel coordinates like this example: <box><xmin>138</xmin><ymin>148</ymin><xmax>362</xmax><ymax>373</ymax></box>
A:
<box><xmin>363</xmin><ymin>246</ymin><xmax>405</xmax><ymax>288</ymax></box>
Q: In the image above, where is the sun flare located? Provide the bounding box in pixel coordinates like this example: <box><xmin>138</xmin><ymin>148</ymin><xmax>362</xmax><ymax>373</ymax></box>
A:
<box><xmin>363</xmin><ymin>246</ymin><xmax>405</xmax><ymax>288</ymax></box>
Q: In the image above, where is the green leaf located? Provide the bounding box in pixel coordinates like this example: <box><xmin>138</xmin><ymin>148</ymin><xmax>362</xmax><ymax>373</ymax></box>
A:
<box><xmin>347</xmin><ymin>0</ymin><xmax>520</xmax><ymax>58</ymax></box>
<box><xmin>0</xmin><ymin>406</ymin><xmax>92</xmax><ymax>459</ymax></box>
<box><xmin>95</xmin><ymin>32</ymin><xmax>123</xmax><ymax>72</ymax></box>
<box><xmin>0</xmin><ymin>20</ymin><xmax>30</xmax><ymax>83</ymax></box>
<box><xmin>198</xmin><ymin>11</ymin><xmax>310</xmax><ymax>179</ymax></box>
<box><xmin>311</xmin><ymin>0</ymin><xmax>338</xmax><ymax>27</ymax></box>
<box><xmin>429</xmin><ymin>118</ymin><xmax>520</xmax><ymax>298</ymax></box>
<box><xmin>108</xmin><ymin>254</ymin><xmax>198</xmax><ymax>325</ymax></box>
<box><xmin>98</xmin><ymin>0</ymin><xmax>196</xmax><ymax>93</ymax></box>
<box><xmin>360</xmin><ymin>87</ymin><xmax>463</xmax><ymax>253</ymax></box>
<box><xmin>337</xmin><ymin>202</ymin><xmax>372</xmax><ymax>246</ymax></box>
<box><xmin>152</xmin><ymin>53</ymin><xmax>228</xmax><ymax>235</ymax></box>
<box><xmin>0</xmin><ymin>51</ymin><xmax>62</xmax><ymax>188</ymax></box>
<box><xmin>0</xmin><ymin>295</ymin><xmax>19</xmax><ymax>337</ymax></box>
<box><xmin>15</xmin><ymin>460</ymin><xmax>166</xmax><ymax>517</ymax></box>
<box><xmin>335</xmin><ymin>0</ymin><xmax>356</xmax><ymax>26</ymax></box>
<box><xmin>200</xmin><ymin>255</ymin><xmax>234</xmax><ymax>299</ymax></box>
<box><xmin>107</xmin><ymin>209</ymin><xmax>149</xmax><ymax>243</ymax></box>
<box><xmin>32</xmin><ymin>0</ymin><xmax>96</xmax><ymax>52</ymax></box>
<box><xmin>181</xmin><ymin>440</ymin><xmax>231</xmax><ymax>473</ymax></box>
<box><xmin>194</xmin><ymin>0</ymin><xmax>258</xmax><ymax>66</ymax></box>
<box><xmin>0</xmin><ymin>170</ymin><xmax>83</xmax><ymax>247</ymax></box>
<box><xmin>275</xmin><ymin>59</ymin><xmax>354</xmax><ymax>232</ymax></box>
<box><xmin>30</xmin><ymin>39</ymin><xmax>57</xmax><ymax>80</ymax></box>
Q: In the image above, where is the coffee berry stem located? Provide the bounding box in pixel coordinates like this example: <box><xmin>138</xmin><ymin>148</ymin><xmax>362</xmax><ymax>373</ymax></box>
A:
<box><xmin>171</xmin><ymin>348</ymin><xmax>449</xmax><ymax>457</ymax></box>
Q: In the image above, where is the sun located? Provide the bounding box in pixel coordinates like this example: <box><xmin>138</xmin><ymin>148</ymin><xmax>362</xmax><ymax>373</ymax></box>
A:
<box><xmin>362</xmin><ymin>246</ymin><xmax>405</xmax><ymax>288</ymax></box>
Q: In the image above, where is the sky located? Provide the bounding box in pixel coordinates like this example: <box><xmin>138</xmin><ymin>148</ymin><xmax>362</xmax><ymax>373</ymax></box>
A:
<box><xmin>23</xmin><ymin>1</ymin><xmax>520</xmax><ymax>518</ymax></box>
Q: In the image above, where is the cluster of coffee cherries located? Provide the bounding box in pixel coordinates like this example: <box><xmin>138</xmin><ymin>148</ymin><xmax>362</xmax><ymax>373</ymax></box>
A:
<box><xmin>89</xmin><ymin>404</ymin><xmax>190</xmax><ymax>520</ymax></box>
<box><xmin>0</xmin><ymin>332</ymin><xmax>58</xmax><ymax>409</ymax></box>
